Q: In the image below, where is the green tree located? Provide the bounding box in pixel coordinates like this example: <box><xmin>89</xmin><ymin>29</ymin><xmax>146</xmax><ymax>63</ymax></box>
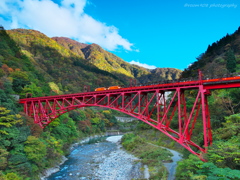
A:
<box><xmin>4</xmin><ymin>172</ymin><xmax>22</xmax><ymax>180</ymax></box>
<box><xmin>47</xmin><ymin>114</ymin><xmax>78</xmax><ymax>143</ymax></box>
<box><xmin>226</xmin><ymin>49</ymin><xmax>236</xmax><ymax>73</ymax></box>
<box><xmin>10</xmin><ymin>70</ymin><xmax>30</xmax><ymax>93</ymax></box>
<box><xmin>0</xmin><ymin>148</ymin><xmax>9</xmax><ymax>170</ymax></box>
<box><xmin>176</xmin><ymin>155</ymin><xmax>204</xmax><ymax>179</ymax></box>
<box><xmin>207</xmin><ymin>114</ymin><xmax>240</xmax><ymax>169</ymax></box>
<box><xmin>0</xmin><ymin>107</ymin><xmax>22</xmax><ymax>135</ymax></box>
<box><xmin>20</xmin><ymin>82</ymin><xmax>43</xmax><ymax>98</ymax></box>
<box><xmin>24</xmin><ymin>136</ymin><xmax>47</xmax><ymax>169</ymax></box>
<box><xmin>195</xmin><ymin>162</ymin><xmax>240</xmax><ymax>180</ymax></box>
<box><xmin>69</xmin><ymin>110</ymin><xmax>86</xmax><ymax>122</ymax></box>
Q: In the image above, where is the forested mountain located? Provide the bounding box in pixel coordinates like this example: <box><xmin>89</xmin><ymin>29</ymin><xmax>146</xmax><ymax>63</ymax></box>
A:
<box><xmin>52</xmin><ymin>36</ymin><xmax>182</xmax><ymax>83</ymax></box>
<box><xmin>138</xmin><ymin>68</ymin><xmax>182</xmax><ymax>83</ymax></box>
<box><xmin>52</xmin><ymin>37</ymin><xmax>88</xmax><ymax>58</ymax></box>
<box><xmin>181</xmin><ymin>27</ymin><xmax>240</xmax><ymax>78</ymax></box>
<box><xmin>1</xmin><ymin>26</ymin><xmax>240</xmax><ymax>180</ymax></box>
<box><xmin>1</xmin><ymin>28</ymin><xmax>181</xmax><ymax>95</ymax></box>
<box><xmin>4</xmin><ymin>28</ymin><xmax>126</xmax><ymax>94</ymax></box>
<box><xmin>0</xmin><ymin>27</ymin><xmax>182</xmax><ymax>179</ymax></box>
<box><xmin>175</xmin><ymin>27</ymin><xmax>240</xmax><ymax>179</ymax></box>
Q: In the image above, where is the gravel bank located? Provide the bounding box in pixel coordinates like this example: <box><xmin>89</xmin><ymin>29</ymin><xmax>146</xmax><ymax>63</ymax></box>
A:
<box><xmin>46</xmin><ymin>135</ymin><xmax>147</xmax><ymax>180</ymax></box>
<box><xmin>95</xmin><ymin>136</ymin><xmax>144</xmax><ymax>180</ymax></box>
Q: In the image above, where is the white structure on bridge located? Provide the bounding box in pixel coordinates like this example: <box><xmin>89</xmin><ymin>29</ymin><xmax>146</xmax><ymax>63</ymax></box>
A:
<box><xmin>115</xmin><ymin>116</ymin><xmax>138</xmax><ymax>122</ymax></box>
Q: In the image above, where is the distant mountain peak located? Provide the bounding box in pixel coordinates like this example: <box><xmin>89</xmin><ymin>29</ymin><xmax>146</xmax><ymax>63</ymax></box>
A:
<box><xmin>50</xmin><ymin>34</ymin><xmax>182</xmax><ymax>83</ymax></box>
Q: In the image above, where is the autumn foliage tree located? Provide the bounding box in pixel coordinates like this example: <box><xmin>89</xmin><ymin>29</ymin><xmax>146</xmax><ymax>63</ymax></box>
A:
<box><xmin>0</xmin><ymin>107</ymin><xmax>22</xmax><ymax>135</ymax></box>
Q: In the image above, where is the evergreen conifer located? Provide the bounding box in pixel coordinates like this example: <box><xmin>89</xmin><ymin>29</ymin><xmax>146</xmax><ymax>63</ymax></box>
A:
<box><xmin>226</xmin><ymin>49</ymin><xmax>236</xmax><ymax>73</ymax></box>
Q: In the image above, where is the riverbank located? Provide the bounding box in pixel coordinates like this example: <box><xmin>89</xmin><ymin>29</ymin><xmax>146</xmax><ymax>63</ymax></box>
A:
<box><xmin>40</xmin><ymin>134</ymin><xmax>104</xmax><ymax>180</ymax></box>
<box><xmin>40</xmin><ymin>156</ymin><xmax>68</xmax><ymax>180</ymax></box>
<box><xmin>95</xmin><ymin>136</ymin><xmax>146</xmax><ymax>179</ymax></box>
<box><xmin>43</xmin><ymin>135</ymin><xmax>147</xmax><ymax>180</ymax></box>
<box><xmin>146</xmin><ymin>142</ymin><xmax>182</xmax><ymax>180</ymax></box>
<box><xmin>121</xmin><ymin>132</ymin><xmax>183</xmax><ymax>179</ymax></box>
<box><xmin>41</xmin><ymin>132</ymin><xmax>181</xmax><ymax>180</ymax></box>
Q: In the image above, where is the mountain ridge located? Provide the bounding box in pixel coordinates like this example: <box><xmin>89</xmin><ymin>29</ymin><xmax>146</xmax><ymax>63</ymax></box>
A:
<box><xmin>1</xmin><ymin>28</ymin><xmax>182</xmax><ymax>96</ymax></box>
<box><xmin>51</xmin><ymin>36</ymin><xmax>182</xmax><ymax>83</ymax></box>
<box><xmin>181</xmin><ymin>26</ymin><xmax>240</xmax><ymax>78</ymax></box>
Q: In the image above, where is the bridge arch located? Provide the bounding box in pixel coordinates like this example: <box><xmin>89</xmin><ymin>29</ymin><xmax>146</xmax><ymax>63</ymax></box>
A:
<box><xmin>21</xmin><ymin>73</ymin><xmax>240</xmax><ymax>161</ymax></box>
<box><xmin>20</xmin><ymin>84</ymin><xmax>213</xmax><ymax>161</ymax></box>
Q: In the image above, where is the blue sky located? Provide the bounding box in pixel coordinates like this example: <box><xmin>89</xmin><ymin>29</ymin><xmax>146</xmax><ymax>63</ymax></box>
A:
<box><xmin>0</xmin><ymin>0</ymin><xmax>239</xmax><ymax>70</ymax></box>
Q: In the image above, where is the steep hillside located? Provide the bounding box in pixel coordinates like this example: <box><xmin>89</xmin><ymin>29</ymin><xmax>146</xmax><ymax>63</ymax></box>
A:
<box><xmin>1</xmin><ymin>27</ymin><xmax>240</xmax><ymax>180</ymax></box>
<box><xmin>181</xmin><ymin>26</ymin><xmax>240</xmax><ymax>78</ymax></box>
<box><xmin>52</xmin><ymin>37</ymin><xmax>87</xmax><ymax>58</ymax></box>
<box><xmin>53</xmin><ymin>37</ymin><xmax>150</xmax><ymax>79</ymax></box>
<box><xmin>1</xmin><ymin>28</ymin><xmax>182</xmax><ymax>96</ymax></box>
<box><xmin>138</xmin><ymin>68</ymin><xmax>182</xmax><ymax>83</ymax></box>
<box><xmin>0</xmin><ymin>27</ymin><xmax>125</xmax><ymax>180</ymax></box>
<box><xmin>53</xmin><ymin>37</ymin><xmax>182</xmax><ymax>83</ymax></box>
<box><xmin>4</xmin><ymin>29</ymin><xmax>124</xmax><ymax>94</ymax></box>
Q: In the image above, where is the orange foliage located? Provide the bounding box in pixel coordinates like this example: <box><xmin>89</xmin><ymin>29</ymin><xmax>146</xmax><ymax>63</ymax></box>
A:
<box><xmin>1</xmin><ymin>64</ymin><xmax>18</xmax><ymax>75</ymax></box>
<box><xmin>8</xmin><ymin>68</ymin><xmax>14</xmax><ymax>73</ymax></box>
<box><xmin>78</xmin><ymin>120</ymin><xmax>91</xmax><ymax>131</ymax></box>
<box><xmin>1</xmin><ymin>64</ymin><xmax>10</xmax><ymax>74</ymax></box>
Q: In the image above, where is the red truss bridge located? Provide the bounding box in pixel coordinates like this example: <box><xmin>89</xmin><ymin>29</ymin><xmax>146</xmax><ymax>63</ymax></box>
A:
<box><xmin>19</xmin><ymin>71</ymin><xmax>240</xmax><ymax>160</ymax></box>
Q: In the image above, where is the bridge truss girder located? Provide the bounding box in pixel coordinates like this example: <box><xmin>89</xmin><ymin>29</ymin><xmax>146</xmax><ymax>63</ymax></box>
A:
<box><xmin>23</xmin><ymin>85</ymin><xmax>212</xmax><ymax>160</ymax></box>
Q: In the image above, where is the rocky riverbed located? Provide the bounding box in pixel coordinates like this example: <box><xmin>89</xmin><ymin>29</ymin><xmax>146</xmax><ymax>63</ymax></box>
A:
<box><xmin>45</xmin><ymin>136</ymin><xmax>147</xmax><ymax>180</ymax></box>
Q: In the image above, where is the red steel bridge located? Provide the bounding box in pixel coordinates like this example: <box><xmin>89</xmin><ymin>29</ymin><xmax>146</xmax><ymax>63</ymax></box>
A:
<box><xmin>19</xmin><ymin>71</ymin><xmax>240</xmax><ymax>160</ymax></box>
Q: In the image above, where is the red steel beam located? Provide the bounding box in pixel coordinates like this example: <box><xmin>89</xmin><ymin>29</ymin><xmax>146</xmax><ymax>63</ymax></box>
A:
<box><xmin>19</xmin><ymin>74</ymin><xmax>240</xmax><ymax>160</ymax></box>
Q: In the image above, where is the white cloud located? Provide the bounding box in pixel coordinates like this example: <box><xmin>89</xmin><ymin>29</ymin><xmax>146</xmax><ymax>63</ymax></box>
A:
<box><xmin>129</xmin><ymin>60</ymin><xmax>157</xmax><ymax>69</ymax></box>
<box><xmin>0</xmin><ymin>0</ymin><xmax>133</xmax><ymax>51</ymax></box>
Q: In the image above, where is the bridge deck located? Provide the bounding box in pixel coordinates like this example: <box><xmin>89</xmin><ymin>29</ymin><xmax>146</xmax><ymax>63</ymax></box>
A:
<box><xmin>19</xmin><ymin>75</ymin><xmax>240</xmax><ymax>103</ymax></box>
<box><xmin>18</xmin><ymin>74</ymin><xmax>240</xmax><ymax>161</ymax></box>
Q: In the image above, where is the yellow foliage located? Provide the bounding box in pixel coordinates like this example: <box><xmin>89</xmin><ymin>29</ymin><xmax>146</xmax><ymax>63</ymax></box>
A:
<box><xmin>48</xmin><ymin>82</ymin><xmax>62</xmax><ymax>94</ymax></box>
<box><xmin>103</xmin><ymin>110</ymin><xmax>111</xmax><ymax>114</ymax></box>
<box><xmin>0</xmin><ymin>107</ymin><xmax>22</xmax><ymax>135</ymax></box>
<box><xmin>6</xmin><ymin>77</ymin><xmax>13</xmax><ymax>83</ymax></box>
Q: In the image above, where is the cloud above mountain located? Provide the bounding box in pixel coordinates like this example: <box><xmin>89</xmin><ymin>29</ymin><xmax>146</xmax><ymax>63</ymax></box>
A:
<box><xmin>129</xmin><ymin>60</ymin><xmax>157</xmax><ymax>69</ymax></box>
<box><xmin>0</xmin><ymin>0</ymin><xmax>133</xmax><ymax>51</ymax></box>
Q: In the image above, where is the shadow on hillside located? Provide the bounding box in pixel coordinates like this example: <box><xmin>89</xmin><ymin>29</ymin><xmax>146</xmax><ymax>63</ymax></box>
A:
<box><xmin>0</xmin><ymin>26</ymin><xmax>22</xmax><ymax>63</ymax></box>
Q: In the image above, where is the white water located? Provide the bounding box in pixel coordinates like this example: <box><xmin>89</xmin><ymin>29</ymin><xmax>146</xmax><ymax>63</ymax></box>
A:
<box><xmin>106</xmin><ymin>135</ymin><xmax>123</xmax><ymax>143</ymax></box>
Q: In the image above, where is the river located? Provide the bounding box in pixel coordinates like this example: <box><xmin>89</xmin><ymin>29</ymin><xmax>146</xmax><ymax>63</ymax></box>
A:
<box><xmin>44</xmin><ymin>135</ymin><xmax>182</xmax><ymax>180</ymax></box>
<box><xmin>164</xmin><ymin>148</ymin><xmax>182</xmax><ymax>180</ymax></box>
<box><xmin>45</xmin><ymin>136</ymin><xmax>144</xmax><ymax>180</ymax></box>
